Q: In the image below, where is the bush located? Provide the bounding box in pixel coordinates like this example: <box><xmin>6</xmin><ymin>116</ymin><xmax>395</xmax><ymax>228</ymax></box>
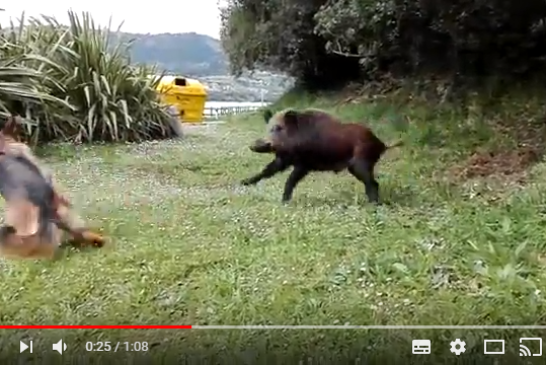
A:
<box><xmin>0</xmin><ymin>11</ymin><xmax>177</xmax><ymax>144</ymax></box>
<box><xmin>220</xmin><ymin>0</ymin><xmax>546</xmax><ymax>90</ymax></box>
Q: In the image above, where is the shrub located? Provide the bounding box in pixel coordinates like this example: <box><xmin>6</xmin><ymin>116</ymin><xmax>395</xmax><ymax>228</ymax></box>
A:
<box><xmin>220</xmin><ymin>0</ymin><xmax>546</xmax><ymax>90</ymax></box>
<box><xmin>0</xmin><ymin>47</ymin><xmax>73</xmax><ymax>124</ymax></box>
<box><xmin>0</xmin><ymin>11</ymin><xmax>177</xmax><ymax>144</ymax></box>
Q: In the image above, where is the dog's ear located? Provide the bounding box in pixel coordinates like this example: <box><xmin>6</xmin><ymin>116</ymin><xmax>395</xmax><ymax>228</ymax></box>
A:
<box><xmin>283</xmin><ymin>109</ymin><xmax>299</xmax><ymax>127</ymax></box>
<box><xmin>0</xmin><ymin>132</ymin><xmax>8</xmax><ymax>155</ymax></box>
<box><xmin>2</xmin><ymin>116</ymin><xmax>21</xmax><ymax>140</ymax></box>
<box><xmin>263</xmin><ymin>109</ymin><xmax>273</xmax><ymax>124</ymax></box>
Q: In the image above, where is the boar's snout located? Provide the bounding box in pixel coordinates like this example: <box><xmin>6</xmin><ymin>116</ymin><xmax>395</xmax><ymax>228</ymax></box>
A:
<box><xmin>249</xmin><ymin>138</ymin><xmax>274</xmax><ymax>153</ymax></box>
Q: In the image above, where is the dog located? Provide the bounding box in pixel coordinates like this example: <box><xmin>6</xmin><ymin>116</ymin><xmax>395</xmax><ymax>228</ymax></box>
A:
<box><xmin>241</xmin><ymin>108</ymin><xmax>403</xmax><ymax>203</ymax></box>
<box><xmin>0</xmin><ymin>116</ymin><xmax>105</xmax><ymax>258</ymax></box>
<box><xmin>0</xmin><ymin>152</ymin><xmax>67</xmax><ymax>258</ymax></box>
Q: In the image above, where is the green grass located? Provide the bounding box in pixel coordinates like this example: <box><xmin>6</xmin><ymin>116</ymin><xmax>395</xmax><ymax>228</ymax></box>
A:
<box><xmin>1</xmin><ymin>97</ymin><xmax>546</xmax><ymax>363</ymax></box>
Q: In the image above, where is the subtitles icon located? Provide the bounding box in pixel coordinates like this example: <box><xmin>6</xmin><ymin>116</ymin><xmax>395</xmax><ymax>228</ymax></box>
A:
<box><xmin>519</xmin><ymin>338</ymin><xmax>542</xmax><ymax>356</ymax></box>
<box><xmin>412</xmin><ymin>339</ymin><xmax>431</xmax><ymax>354</ymax></box>
<box><xmin>483</xmin><ymin>339</ymin><xmax>505</xmax><ymax>354</ymax></box>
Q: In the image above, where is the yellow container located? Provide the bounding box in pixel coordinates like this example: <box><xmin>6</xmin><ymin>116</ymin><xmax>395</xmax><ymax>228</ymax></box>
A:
<box><xmin>155</xmin><ymin>75</ymin><xmax>208</xmax><ymax>123</ymax></box>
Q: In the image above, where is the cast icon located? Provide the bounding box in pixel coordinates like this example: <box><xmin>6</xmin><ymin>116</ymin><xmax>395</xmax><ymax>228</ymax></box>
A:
<box><xmin>519</xmin><ymin>338</ymin><xmax>542</xmax><ymax>357</ymax></box>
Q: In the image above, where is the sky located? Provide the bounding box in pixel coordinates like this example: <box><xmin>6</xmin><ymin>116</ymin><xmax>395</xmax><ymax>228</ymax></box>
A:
<box><xmin>0</xmin><ymin>1</ymin><xmax>223</xmax><ymax>39</ymax></box>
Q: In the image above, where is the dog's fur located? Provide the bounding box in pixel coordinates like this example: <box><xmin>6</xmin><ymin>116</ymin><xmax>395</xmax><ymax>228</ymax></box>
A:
<box><xmin>0</xmin><ymin>152</ymin><xmax>65</xmax><ymax>258</ymax></box>
<box><xmin>241</xmin><ymin>108</ymin><xmax>403</xmax><ymax>203</ymax></box>
<box><xmin>0</xmin><ymin>116</ymin><xmax>105</xmax><ymax>258</ymax></box>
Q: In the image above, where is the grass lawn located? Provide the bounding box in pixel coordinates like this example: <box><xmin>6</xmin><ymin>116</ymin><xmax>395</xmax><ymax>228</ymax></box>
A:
<box><xmin>1</xmin><ymin>96</ymin><xmax>546</xmax><ymax>363</ymax></box>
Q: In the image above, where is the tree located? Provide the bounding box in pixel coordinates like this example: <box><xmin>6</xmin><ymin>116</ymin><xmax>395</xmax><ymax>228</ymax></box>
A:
<box><xmin>220</xmin><ymin>0</ymin><xmax>546</xmax><ymax>90</ymax></box>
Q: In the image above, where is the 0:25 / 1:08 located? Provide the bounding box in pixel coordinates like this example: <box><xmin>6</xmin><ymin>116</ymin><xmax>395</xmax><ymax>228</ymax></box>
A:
<box><xmin>85</xmin><ymin>341</ymin><xmax>149</xmax><ymax>352</ymax></box>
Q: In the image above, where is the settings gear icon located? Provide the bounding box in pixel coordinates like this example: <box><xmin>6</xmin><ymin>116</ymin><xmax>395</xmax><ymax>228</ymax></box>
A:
<box><xmin>450</xmin><ymin>338</ymin><xmax>466</xmax><ymax>355</ymax></box>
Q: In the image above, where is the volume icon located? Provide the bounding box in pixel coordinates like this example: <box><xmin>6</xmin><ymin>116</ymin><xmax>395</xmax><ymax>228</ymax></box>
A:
<box><xmin>52</xmin><ymin>339</ymin><xmax>67</xmax><ymax>354</ymax></box>
<box><xmin>20</xmin><ymin>340</ymin><xmax>32</xmax><ymax>353</ymax></box>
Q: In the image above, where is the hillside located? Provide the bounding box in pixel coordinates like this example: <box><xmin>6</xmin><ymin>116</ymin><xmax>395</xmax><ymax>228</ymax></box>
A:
<box><xmin>1</xmin><ymin>26</ymin><xmax>290</xmax><ymax>101</ymax></box>
<box><xmin>200</xmin><ymin>71</ymin><xmax>294</xmax><ymax>102</ymax></box>
<box><xmin>119</xmin><ymin>32</ymin><xmax>228</xmax><ymax>76</ymax></box>
<box><xmin>117</xmin><ymin>31</ymin><xmax>292</xmax><ymax>101</ymax></box>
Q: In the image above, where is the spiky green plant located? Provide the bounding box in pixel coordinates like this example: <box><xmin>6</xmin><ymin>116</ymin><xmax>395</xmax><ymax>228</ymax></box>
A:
<box><xmin>0</xmin><ymin>15</ymin><xmax>74</xmax><ymax>127</ymax></box>
<box><xmin>1</xmin><ymin>10</ymin><xmax>175</xmax><ymax>144</ymax></box>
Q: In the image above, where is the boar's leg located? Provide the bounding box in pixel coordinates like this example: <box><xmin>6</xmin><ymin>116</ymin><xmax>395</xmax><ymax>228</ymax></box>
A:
<box><xmin>348</xmin><ymin>159</ymin><xmax>379</xmax><ymax>203</ymax></box>
<box><xmin>281</xmin><ymin>166</ymin><xmax>309</xmax><ymax>202</ymax></box>
<box><xmin>241</xmin><ymin>157</ymin><xmax>289</xmax><ymax>186</ymax></box>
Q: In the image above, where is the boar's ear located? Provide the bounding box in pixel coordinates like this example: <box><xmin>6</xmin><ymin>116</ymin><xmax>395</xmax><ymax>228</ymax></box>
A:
<box><xmin>262</xmin><ymin>109</ymin><xmax>273</xmax><ymax>124</ymax></box>
<box><xmin>283</xmin><ymin>110</ymin><xmax>299</xmax><ymax>126</ymax></box>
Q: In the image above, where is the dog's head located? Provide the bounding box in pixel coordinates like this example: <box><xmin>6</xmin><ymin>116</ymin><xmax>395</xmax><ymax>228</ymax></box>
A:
<box><xmin>0</xmin><ymin>156</ymin><xmax>41</xmax><ymax>237</ymax></box>
<box><xmin>3</xmin><ymin>198</ymin><xmax>40</xmax><ymax>236</ymax></box>
<box><xmin>0</xmin><ymin>165</ymin><xmax>67</xmax><ymax>238</ymax></box>
<box><xmin>0</xmin><ymin>136</ymin><xmax>65</xmax><ymax>237</ymax></box>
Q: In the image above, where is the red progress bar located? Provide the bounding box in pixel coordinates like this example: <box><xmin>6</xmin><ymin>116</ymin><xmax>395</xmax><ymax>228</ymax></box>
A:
<box><xmin>0</xmin><ymin>325</ymin><xmax>192</xmax><ymax>329</ymax></box>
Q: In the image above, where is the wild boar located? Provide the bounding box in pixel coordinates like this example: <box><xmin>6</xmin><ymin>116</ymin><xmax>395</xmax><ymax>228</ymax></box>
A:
<box><xmin>241</xmin><ymin>108</ymin><xmax>402</xmax><ymax>203</ymax></box>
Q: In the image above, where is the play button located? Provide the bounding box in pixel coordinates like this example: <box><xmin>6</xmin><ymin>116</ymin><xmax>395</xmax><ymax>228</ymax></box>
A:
<box><xmin>20</xmin><ymin>340</ymin><xmax>32</xmax><ymax>353</ymax></box>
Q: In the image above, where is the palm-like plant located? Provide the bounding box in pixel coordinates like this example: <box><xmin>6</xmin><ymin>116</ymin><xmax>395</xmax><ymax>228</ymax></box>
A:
<box><xmin>1</xmin><ymin>10</ymin><xmax>176</xmax><ymax>144</ymax></box>
<box><xmin>0</xmin><ymin>21</ymin><xmax>74</xmax><ymax>131</ymax></box>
